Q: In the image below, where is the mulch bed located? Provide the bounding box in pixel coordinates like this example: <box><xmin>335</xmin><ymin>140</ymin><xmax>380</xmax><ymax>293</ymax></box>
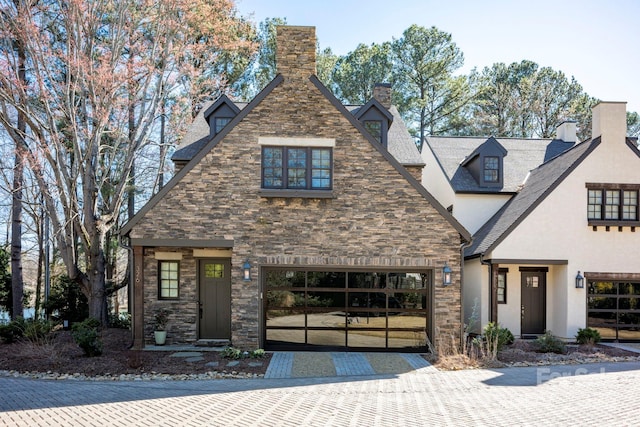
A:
<box><xmin>0</xmin><ymin>328</ymin><xmax>270</xmax><ymax>377</ymax></box>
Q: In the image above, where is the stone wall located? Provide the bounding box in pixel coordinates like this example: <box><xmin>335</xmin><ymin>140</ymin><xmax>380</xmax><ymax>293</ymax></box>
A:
<box><xmin>131</xmin><ymin>26</ymin><xmax>463</xmax><ymax>351</ymax></box>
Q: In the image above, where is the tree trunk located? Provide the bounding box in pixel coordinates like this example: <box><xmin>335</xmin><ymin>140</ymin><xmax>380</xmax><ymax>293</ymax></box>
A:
<box><xmin>10</xmin><ymin>34</ymin><xmax>27</xmax><ymax>321</ymax></box>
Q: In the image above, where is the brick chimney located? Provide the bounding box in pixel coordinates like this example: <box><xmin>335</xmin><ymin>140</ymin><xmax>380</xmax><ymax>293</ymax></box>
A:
<box><xmin>592</xmin><ymin>101</ymin><xmax>627</xmax><ymax>144</ymax></box>
<box><xmin>276</xmin><ymin>26</ymin><xmax>316</xmax><ymax>81</ymax></box>
<box><xmin>555</xmin><ymin>121</ymin><xmax>577</xmax><ymax>142</ymax></box>
<box><xmin>373</xmin><ymin>83</ymin><xmax>392</xmax><ymax>109</ymax></box>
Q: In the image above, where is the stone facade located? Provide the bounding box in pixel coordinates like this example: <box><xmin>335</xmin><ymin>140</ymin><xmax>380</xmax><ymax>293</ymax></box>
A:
<box><xmin>126</xmin><ymin>26</ymin><xmax>467</xmax><ymax>351</ymax></box>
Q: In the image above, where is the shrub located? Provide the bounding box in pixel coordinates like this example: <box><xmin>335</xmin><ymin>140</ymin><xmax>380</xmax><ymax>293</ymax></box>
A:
<box><xmin>575</xmin><ymin>327</ymin><xmax>601</xmax><ymax>345</ymax></box>
<box><xmin>71</xmin><ymin>318</ymin><xmax>103</xmax><ymax>357</ymax></box>
<box><xmin>250</xmin><ymin>349</ymin><xmax>266</xmax><ymax>358</ymax></box>
<box><xmin>221</xmin><ymin>346</ymin><xmax>243</xmax><ymax>359</ymax></box>
<box><xmin>22</xmin><ymin>318</ymin><xmax>54</xmax><ymax>344</ymax></box>
<box><xmin>109</xmin><ymin>312</ymin><xmax>131</xmax><ymax>329</ymax></box>
<box><xmin>535</xmin><ymin>331</ymin><xmax>567</xmax><ymax>354</ymax></box>
<box><xmin>483</xmin><ymin>322</ymin><xmax>514</xmax><ymax>352</ymax></box>
<box><xmin>43</xmin><ymin>275</ymin><xmax>89</xmax><ymax>323</ymax></box>
<box><xmin>0</xmin><ymin>317</ymin><xmax>26</xmax><ymax>343</ymax></box>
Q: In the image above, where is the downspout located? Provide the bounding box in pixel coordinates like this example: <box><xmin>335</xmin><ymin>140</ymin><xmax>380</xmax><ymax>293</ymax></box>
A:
<box><xmin>119</xmin><ymin>234</ymin><xmax>135</xmax><ymax>349</ymax></box>
<box><xmin>479</xmin><ymin>253</ymin><xmax>493</xmax><ymax>325</ymax></box>
<box><xmin>460</xmin><ymin>237</ymin><xmax>473</xmax><ymax>348</ymax></box>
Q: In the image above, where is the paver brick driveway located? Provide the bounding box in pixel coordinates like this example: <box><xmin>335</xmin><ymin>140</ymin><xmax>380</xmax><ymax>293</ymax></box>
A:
<box><xmin>1</xmin><ymin>361</ymin><xmax>639</xmax><ymax>426</ymax></box>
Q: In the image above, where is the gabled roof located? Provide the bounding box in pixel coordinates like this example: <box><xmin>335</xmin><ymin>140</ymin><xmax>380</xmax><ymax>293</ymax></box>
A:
<box><xmin>121</xmin><ymin>75</ymin><xmax>284</xmax><ymax>235</ymax></box>
<box><xmin>345</xmin><ymin>104</ymin><xmax>423</xmax><ymax>166</ymax></box>
<box><xmin>352</xmin><ymin>97</ymin><xmax>394</xmax><ymax>125</ymax></box>
<box><xmin>122</xmin><ymin>73</ymin><xmax>468</xmax><ymax>241</ymax></box>
<box><xmin>460</xmin><ymin>136</ymin><xmax>507</xmax><ymax>167</ymax></box>
<box><xmin>425</xmin><ymin>136</ymin><xmax>576</xmax><ymax>193</ymax></box>
<box><xmin>202</xmin><ymin>94</ymin><xmax>240</xmax><ymax>120</ymax></box>
<box><xmin>172</xmin><ymin>100</ymin><xmax>249</xmax><ymax>162</ymax></box>
<box><xmin>465</xmin><ymin>137</ymin><xmax>601</xmax><ymax>258</ymax></box>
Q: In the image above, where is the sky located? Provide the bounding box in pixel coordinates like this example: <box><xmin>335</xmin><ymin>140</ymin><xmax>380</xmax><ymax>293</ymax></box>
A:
<box><xmin>236</xmin><ymin>0</ymin><xmax>639</xmax><ymax>114</ymax></box>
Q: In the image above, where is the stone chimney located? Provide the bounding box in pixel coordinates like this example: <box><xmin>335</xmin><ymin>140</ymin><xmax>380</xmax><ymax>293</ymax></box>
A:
<box><xmin>555</xmin><ymin>121</ymin><xmax>577</xmax><ymax>142</ymax></box>
<box><xmin>276</xmin><ymin>26</ymin><xmax>316</xmax><ymax>81</ymax></box>
<box><xmin>592</xmin><ymin>101</ymin><xmax>627</xmax><ymax>143</ymax></box>
<box><xmin>373</xmin><ymin>83</ymin><xmax>392</xmax><ymax>109</ymax></box>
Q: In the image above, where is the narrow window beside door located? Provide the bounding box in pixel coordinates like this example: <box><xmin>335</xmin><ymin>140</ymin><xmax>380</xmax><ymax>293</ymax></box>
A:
<box><xmin>159</xmin><ymin>261</ymin><xmax>180</xmax><ymax>299</ymax></box>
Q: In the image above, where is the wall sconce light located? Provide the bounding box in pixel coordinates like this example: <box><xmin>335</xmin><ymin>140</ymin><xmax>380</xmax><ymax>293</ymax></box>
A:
<box><xmin>575</xmin><ymin>271</ymin><xmax>584</xmax><ymax>289</ymax></box>
<box><xmin>242</xmin><ymin>259</ymin><xmax>252</xmax><ymax>282</ymax></box>
<box><xmin>443</xmin><ymin>263</ymin><xmax>452</xmax><ymax>286</ymax></box>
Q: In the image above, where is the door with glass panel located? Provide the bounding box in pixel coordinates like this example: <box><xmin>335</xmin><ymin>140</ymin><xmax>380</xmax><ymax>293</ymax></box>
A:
<box><xmin>199</xmin><ymin>259</ymin><xmax>231</xmax><ymax>339</ymax></box>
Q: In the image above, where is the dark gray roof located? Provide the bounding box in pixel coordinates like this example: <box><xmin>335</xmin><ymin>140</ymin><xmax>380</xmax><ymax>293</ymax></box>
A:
<box><xmin>175</xmin><ymin>100</ymin><xmax>423</xmax><ymax>166</ymax></box>
<box><xmin>425</xmin><ymin>136</ymin><xmax>576</xmax><ymax>193</ymax></box>
<box><xmin>465</xmin><ymin>138</ymin><xmax>601</xmax><ymax>258</ymax></box>
<box><xmin>173</xmin><ymin>101</ymin><xmax>248</xmax><ymax>162</ymax></box>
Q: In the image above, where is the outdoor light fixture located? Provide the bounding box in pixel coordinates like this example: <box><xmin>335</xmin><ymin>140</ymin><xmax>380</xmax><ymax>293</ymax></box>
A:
<box><xmin>443</xmin><ymin>263</ymin><xmax>452</xmax><ymax>286</ymax></box>
<box><xmin>575</xmin><ymin>271</ymin><xmax>584</xmax><ymax>289</ymax></box>
<box><xmin>242</xmin><ymin>259</ymin><xmax>252</xmax><ymax>282</ymax></box>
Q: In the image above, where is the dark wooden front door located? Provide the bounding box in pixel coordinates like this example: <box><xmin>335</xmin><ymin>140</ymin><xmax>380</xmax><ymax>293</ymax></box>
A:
<box><xmin>521</xmin><ymin>271</ymin><xmax>546</xmax><ymax>335</ymax></box>
<box><xmin>199</xmin><ymin>259</ymin><xmax>231</xmax><ymax>339</ymax></box>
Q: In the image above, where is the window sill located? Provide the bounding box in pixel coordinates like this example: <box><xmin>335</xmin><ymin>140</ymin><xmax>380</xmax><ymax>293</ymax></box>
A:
<box><xmin>259</xmin><ymin>189</ymin><xmax>335</xmax><ymax>199</ymax></box>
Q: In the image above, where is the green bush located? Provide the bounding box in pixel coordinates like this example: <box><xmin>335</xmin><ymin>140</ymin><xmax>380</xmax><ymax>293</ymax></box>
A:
<box><xmin>0</xmin><ymin>317</ymin><xmax>26</xmax><ymax>343</ymax></box>
<box><xmin>221</xmin><ymin>346</ymin><xmax>243</xmax><ymax>359</ymax></box>
<box><xmin>43</xmin><ymin>275</ymin><xmax>89</xmax><ymax>323</ymax></box>
<box><xmin>483</xmin><ymin>322</ymin><xmax>514</xmax><ymax>352</ymax></box>
<box><xmin>575</xmin><ymin>327</ymin><xmax>601</xmax><ymax>345</ymax></box>
<box><xmin>109</xmin><ymin>312</ymin><xmax>131</xmax><ymax>329</ymax></box>
<box><xmin>71</xmin><ymin>318</ymin><xmax>103</xmax><ymax>357</ymax></box>
<box><xmin>22</xmin><ymin>318</ymin><xmax>54</xmax><ymax>344</ymax></box>
<box><xmin>535</xmin><ymin>331</ymin><xmax>567</xmax><ymax>354</ymax></box>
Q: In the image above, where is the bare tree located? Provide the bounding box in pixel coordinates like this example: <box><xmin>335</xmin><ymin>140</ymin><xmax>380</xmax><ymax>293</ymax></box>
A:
<box><xmin>0</xmin><ymin>0</ymin><xmax>256</xmax><ymax>323</ymax></box>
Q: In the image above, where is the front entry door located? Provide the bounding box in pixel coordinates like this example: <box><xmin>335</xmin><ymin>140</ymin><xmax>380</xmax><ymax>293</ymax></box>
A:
<box><xmin>521</xmin><ymin>271</ymin><xmax>546</xmax><ymax>335</ymax></box>
<box><xmin>199</xmin><ymin>259</ymin><xmax>231</xmax><ymax>339</ymax></box>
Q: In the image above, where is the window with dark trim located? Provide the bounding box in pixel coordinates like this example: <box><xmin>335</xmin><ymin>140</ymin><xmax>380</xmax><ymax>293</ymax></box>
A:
<box><xmin>483</xmin><ymin>156</ymin><xmax>499</xmax><ymax>183</ymax></box>
<box><xmin>214</xmin><ymin>117</ymin><xmax>232</xmax><ymax>134</ymax></box>
<box><xmin>159</xmin><ymin>261</ymin><xmax>179</xmax><ymax>299</ymax></box>
<box><xmin>262</xmin><ymin>146</ymin><xmax>332</xmax><ymax>190</ymax></box>
<box><xmin>363</xmin><ymin>120</ymin><xmax>382</xmax><ymax>143</ymax></box>
<box><xmin>587</xmin><ymin>184</ymin><xmax>640</xmax><ymax>223</ymax></box>
<box><xmin>497</xmin><ymin>269</ymin><xmax>507</xmax><ymax>304</ymax></box>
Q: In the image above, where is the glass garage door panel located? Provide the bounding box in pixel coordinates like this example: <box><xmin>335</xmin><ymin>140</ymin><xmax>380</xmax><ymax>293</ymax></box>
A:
<box><xmin>265</xmin><ymin>269</ymin><xmax>432</xmax><ymax>351</ymax></box>
<box><xmin>588</xmin><ymin>281</ymin><xmax>640</xmax><ymax>341</ymax></box>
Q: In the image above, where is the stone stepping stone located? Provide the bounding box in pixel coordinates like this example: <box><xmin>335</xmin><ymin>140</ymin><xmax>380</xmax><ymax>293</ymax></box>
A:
<box><xmin>226</xmin><ymin>361</ymin><xmax>240</xmax><ymax>367</ymax></box>
<box><xmin>205</xmin><ymin>361</ymin><xmax>219</xmax><ymax>368</ymax></box>
<box><xmin>186</xmin><ymin>356</ymin><xmax>205</xmax><ymax>363</ymax></box>
<box><xmin>248</xmin><ymin>362</ymin><xmax>263</xmax><ymax>367</ymax></box>
<box><xmin>169</xmin><ymin>352</ymin><xmax>204</xmax><ymax>358</ymax></box>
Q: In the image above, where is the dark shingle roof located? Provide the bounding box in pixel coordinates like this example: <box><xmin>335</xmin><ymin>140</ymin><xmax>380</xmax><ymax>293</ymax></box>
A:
<box><xmin>426</xmin><ymin>136</ymin><xmax>576</xmax><ymax>193</ymax></box>
<box><xmin>172</xmin><ymin>101</ymin><xmax>248</xmax><ymax>162</ymax></box>
<box><xmin>465</xmin><ymin>138</ymin><xmax>600</xmax><ymax>258</ymax></box>
<box><xmin>175</xmin><ymin>101</ymin><xmax>423</xmax><ymax>166</ymax></box>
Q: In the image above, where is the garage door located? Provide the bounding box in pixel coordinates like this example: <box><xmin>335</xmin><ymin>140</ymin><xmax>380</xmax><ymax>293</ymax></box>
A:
<box><xmin>588</xmin><ymin>280</ymin><xmax>640</xmax><ymax>340</ymax></box>
<box><xmin>264</xmin><ymin>269</ymin><xmax>433</xmax><ymax>352</ymax></box>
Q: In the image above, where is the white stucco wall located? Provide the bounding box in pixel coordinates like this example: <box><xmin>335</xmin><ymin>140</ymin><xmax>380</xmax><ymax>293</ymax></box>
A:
<box><xmin>455</xmin><ymin>194</ymin><xmax>512</xmax><ymax>234</ymax></box>
<box><xmin>421</xmin><ymin>145</ymin><xmax>455</xmax><ymax>211</ymax></box>
<box><xmin>489</xmin><ymin>118</ymin><xmax>640</xmax><ymax>338</ymax></box>
<box><xmin>462</xmin><ymin>258</ymin><xmax>486</xmax><ymax>334</ymax></box>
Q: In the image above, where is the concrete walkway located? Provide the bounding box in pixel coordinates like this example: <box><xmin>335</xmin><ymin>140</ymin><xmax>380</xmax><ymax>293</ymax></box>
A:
<box><xmin>264</xmin><ymin>352</ymin><xmax>436</xmax><ymax>378</ymax></box>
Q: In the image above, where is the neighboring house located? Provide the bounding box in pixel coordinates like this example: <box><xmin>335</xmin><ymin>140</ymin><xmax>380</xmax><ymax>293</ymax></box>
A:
<box><xmin>121</xmin><ymin>26</ymin><xmax>470</xmax><ymax>352</ymax></box>
<box><xmin>423</xmin><ymin>102</ymin><xmax>640</xmax><ymax>341</ymax></box>
<box><xmin>421</xmin><ymin>124</ymin><xmax>577</xmax><ymax>234</ymax></box>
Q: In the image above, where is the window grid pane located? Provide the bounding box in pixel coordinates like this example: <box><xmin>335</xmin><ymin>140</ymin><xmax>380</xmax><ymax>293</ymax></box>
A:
<box><xmin>311</xmin><ymin>149</ymin><xmax>331</xmax><ymax>189</ymax></box>
<box><xmin>623</xmin><ymin>191</ymin><xmax>638</xmax><ymax>220</ymax></box>
<box><xmin>262</xmin><ymin>146</ymin><xmax>332</xmax><ymax>191</ymax></box>
<box><xmin>263</xmin><ymin>147</ymin><xmax>284</xmax><ymax>188</ymax></box>
<box><xmin>483</xmin><ymin>157</ymin><xmax>499</xmax><ymax>183</ymax></box>
<box><xmin>588</xmin><ymin>190</ymin><xmax>602</xmax><ymax>220</ymax></box>
<box><xmin>605</xmin><ymin>190</ymin><xmax>620</xmax><ymax>220</ymax></box>
<box><xmin>160</xmin><ymin>261</ymin><xmax>179</xmax><ymax>299</ymax></box>
<box><xmin>364</xmin><ymin>120</ymin><xmax>382</xmax><ymax>143</ymax></box>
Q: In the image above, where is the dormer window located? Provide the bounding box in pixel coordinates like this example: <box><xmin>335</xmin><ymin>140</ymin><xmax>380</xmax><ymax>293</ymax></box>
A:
<box><xmin>214</xmin><ymin>117</ymin><xmax>232</xmax><ymax>134</ymax></box>
<box><xmin>483</xmin><ymin>156</ymin><xmax>500</xmax><ymax>183</ymax></box>
<box><xmin>364</xmin><ymin>120</ymin><xmax>382</xmax><ymax>143</ymax></box>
